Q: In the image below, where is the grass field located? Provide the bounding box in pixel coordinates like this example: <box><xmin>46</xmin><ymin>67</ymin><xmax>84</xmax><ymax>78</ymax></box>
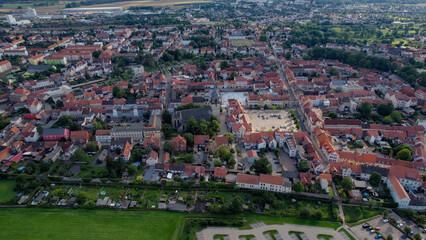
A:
<box><xmin>241</xmin><ymin>214</ymin><xmax>341</xmax><ymax>230</ymax></box>
<box><xmin>0</xmin><ymin>180</ymin><xmax>16</xmax><ymax>203</ymax></box>
<box><xmin>343</xmin><ymin>205</ymin><xmax>382</xmax><ymax>223</ymax></box>
<box><xmin>0</xmin><ymin>208</ymin><xmax>185</xmax><ymax>240</ymax></box>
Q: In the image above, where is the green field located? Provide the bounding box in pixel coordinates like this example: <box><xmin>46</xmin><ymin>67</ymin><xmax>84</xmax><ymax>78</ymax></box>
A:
<box><xmin>0</xmin><ymin>180</ymin><xmax>16</xmax><ymax>203</ymax></box>
<box><xmin>343</xmin><ymin>205</ymin><xmax>382</xmax><ymax>223</ymax></box>
<box><xmin>0</xmin><ymin>208</ymin><xmax>185</xmax><ymax>240</ymax></box>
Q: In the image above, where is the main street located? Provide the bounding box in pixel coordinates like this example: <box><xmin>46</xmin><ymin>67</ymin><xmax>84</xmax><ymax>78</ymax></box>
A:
<box><xmin>269</xmin><ymin>43</ymin><xmax>330</xmax><ymax>170</ymax></box>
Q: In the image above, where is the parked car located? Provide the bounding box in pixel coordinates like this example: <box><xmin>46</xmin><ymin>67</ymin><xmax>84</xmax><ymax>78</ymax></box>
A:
<box><xmin>401</xmin><ymin>235</ymin><xmax>407</xmax><ymax>239</ymax></box>
<box><xmin>398</xmin><ymin>223</ymin><xmax>403</xmax><ymax>227</ymax></box>
<box><xmin>383</xmin><ymin>219</ymin><xmax>388</xmax><ymax>223</ymax></box>
<box><xmin>375</xmin><ymin>235</ymin><xmax>382</xmax><ymax>239</ymax></box>
<box><xmin>362</xmin><ymin>224</ymin><xmax>369</xmax><ymax>229</ymax></box>
<box><xmin>370</xmin><ymin>229</ymin><xmax>375</xmax><ymax>233</ymax></box>
<box><xmin>375</xmin><ymin>227</ymin><xmax>381</xmax><ymax>230</ymax></box>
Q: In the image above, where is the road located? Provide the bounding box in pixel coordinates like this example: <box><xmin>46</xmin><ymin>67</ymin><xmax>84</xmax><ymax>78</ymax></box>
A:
<box><xmin>269</xmin><ymin>42</ymin><xmax>330</xmax><ymax>170</ymax></box>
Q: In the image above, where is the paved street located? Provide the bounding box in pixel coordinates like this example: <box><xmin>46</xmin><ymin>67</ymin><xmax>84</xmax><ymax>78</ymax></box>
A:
<box><xmin>198</xmin><ymin>223</ymin><xmax>345</xmax><ymax>240</ymax></box>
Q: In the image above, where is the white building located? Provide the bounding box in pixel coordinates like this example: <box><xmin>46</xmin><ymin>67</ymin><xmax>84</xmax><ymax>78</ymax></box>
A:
<box><xmin>236</xmin><ymin>173</ymin><xmax>291</xmax><ymax>193</ymax></box>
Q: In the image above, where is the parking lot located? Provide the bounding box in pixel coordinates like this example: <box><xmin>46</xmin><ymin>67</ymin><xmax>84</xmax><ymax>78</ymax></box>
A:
<box><xmin>350</xmin><ymin>212</ymin><xmax>425</xmax><ymax>240</ymax></box>
<box><xmin>246</xmin><ymin>109</ymin><xmax>296</xmax><ymax>132</ymax></box>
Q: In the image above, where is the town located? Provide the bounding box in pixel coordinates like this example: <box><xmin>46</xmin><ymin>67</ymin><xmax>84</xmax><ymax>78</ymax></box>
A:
<box><xmin>0</xmin><ymin>0</ymin><xmax>425</xmax><ymax>239</ymax></box>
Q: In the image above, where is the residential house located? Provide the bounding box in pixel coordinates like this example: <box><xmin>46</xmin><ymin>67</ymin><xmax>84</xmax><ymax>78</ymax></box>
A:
<box><xmin>42</xmin><ymin>128</ymin><xmax>70</xmax><ymax>141</ymax></box>
<box><xmin>171</xmin><ymin>135</ymin><xmax>187</xmax><ymax>152</ymax></box>
<box><xmin>146</xmin><ymin>150</ymin><xmax>158</xmax><ymax>166</ymax></box>
<box><xmin>194</xmin><ymin>135</ymin><xmax>209</xmax><ymax>152</ymax></box>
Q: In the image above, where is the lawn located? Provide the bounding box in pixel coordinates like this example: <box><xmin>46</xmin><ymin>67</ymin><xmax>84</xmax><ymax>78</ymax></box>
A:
<box><xmin>0</xmin><ymin>180</ymin><xmax>17</xmax><ymax>203</ymax></box>
<box><xmin>0</xmin><ymin>208</ymin><xmax>186</xmax><ymax>240</ymax></box>
<box><xmin>343</xmin><ymin>205</ymin><xmax>382</xmax><ymax>223</ymax></box>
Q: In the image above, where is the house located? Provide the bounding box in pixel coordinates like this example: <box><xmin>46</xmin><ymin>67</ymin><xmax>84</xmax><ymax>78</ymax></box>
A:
<box><xmin>122</xmin><ymin>141</ymin><xmax>132</xmax><ymax>161</ymax></box>
<box><xmin>360</xmin><ymin>165</ymin><xmax>388</xmax><ymax>182</ymax></box>
<box><xmin>172</xmin><ymin>106</ymin><xmax>212</xmax><ymax>132</ymax></box>
<box><xmin>236</xmin><ymin>173</ymin><xmax>291</xmax><ymax>193</ymax></box>
<box><xmin>145</xmin><ymin>150</ymin><xmax>158</xmax><ymax>166</ymax></box>
<box><xmin>194</xmin><ymin>135</ymin><xmax>209</xmax><ymax>152</ymax></box>
<box><xmin>26</xmin><ymin>99</ymin><xmax>42</xmax><ymax>113</ymax></box>
<box><xmin>110</xmin><ymin>125</ymin><xmax>144</xmax><ymax>142</ymax></box>
<box><xmin>350</xmin><ymin>190</ymin><xmax>363</xmax><ymax>202</ymax></box>
<box><xmin>185</xmin><ymin>165</ymin><xmax>205</xmax><ymax>179</ymax></box>
<box><xmin>143</xmin><ymin>135</ymin><xmax>160</xmax><ymax>150</ymax></box>
<box><xmin>95</xmin><ymin>130</ymin><xmax>111</xmax><ymax>143</ymax></box>
<box><xmin>0</xmin><ymin>60</ymin><xmax>12</xmax><ymax>73</ymax></box>
<box><xmin>387</xmin><ymin>175</ymin><xmax>410</xmax><ymax>209</ymax></box>
<box><xmin>42</xmin><ymin>128</ymin><xmax>70</xmax><ymax>141</ymax></box>
<box><xmin>70</xmin><ymin>131</ymin><xmax>90</xmax><ymax>144</ymax></box>
<box><xmin>213</xmin><ymin>167</ymin><xmax>227</xmax><ymax>179</ymax></box>
<box><xmin>171</xmin><ymin>135</ymin><xmax>187</xmax><ymax>152</ymax></box>
<box><xmin>247</xmin><ymin>150</ymin><xmax>259</xmax><ymax>164</ymax></box>
<box><xmin>318</xmin><ymin>173</ymin><xmax>332</xmax><ymax>191</ymax></box>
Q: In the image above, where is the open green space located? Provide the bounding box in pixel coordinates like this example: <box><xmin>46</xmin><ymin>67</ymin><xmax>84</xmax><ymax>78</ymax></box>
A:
<box><xmin>343</xmin><ymin>205</ymin><xmax>382</xmax><ymax>223</ymax></box>
<box><xmin>0</xmin><ymin>180</ymin><xmax>17</xmax><ymax>203</ymax></box>
<box><xmin>239</xmin><ymin>235</ymin><xmax>256</xmax><ymax>240</ymax></box>
<box><xmin>0</xmin><ymin>208</ymin><xmax>185</xmax><ymax>240</ymax></box>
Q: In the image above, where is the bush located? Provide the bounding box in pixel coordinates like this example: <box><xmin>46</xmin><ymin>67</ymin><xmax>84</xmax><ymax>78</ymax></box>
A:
<box><xmin>300</xmin><ymin>208</ymin><xmax>312</xmax><ymax>218</ymax></box>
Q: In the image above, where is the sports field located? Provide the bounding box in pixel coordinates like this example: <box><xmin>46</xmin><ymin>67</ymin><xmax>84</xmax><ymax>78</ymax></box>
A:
<box><xmin>0</xmin><ymin>208</ymin><xmax>186</xmax><ymax>240</ymax></box>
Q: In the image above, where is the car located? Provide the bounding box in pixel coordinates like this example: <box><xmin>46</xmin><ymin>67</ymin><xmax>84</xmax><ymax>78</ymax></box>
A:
<box><xmin>398</xmin><ymin>223</ymin><xmax>403</xmax><ymax>227</ymax></box>
<box><xmin>370</xmin><ymin>230</ymin><xmax>375</xmax><ymax>233</ymax></box>
<box><xmin>362</xmin><ymin>224</ymin><xmax>369</xmax><ymax>228</ymax></box>
<box><xmin>375</xmin><ymin>227</ymin><xmax>381</xmax><ymax>230</ymax></box>
<box><xmin>383</xmin><ymin>219</ymin><xmax>388</xmax><ymax>223</ymax></box>
<box><xmin>388</xmin><ymin>217</ymin><xmax>394</xmax><ymax>221</ymax></box>
<box><xmin>415</xmin><ymin>224</ymin><xmax>420</xmax><ymax>228</ymax></box>
<box><xmin>409</xmin><ymin>231</ymin><xmax>414</xmax><ymax>236</ymax></box>
<box><xmin>375</xmin><ymin>235</ymin><xmax>382</xmax><ymax>239</ymax></box>
<box><xmin>422</xmin><ymin>229</ymin><xmax>426</xmax><ymax>233</ymax></box>
<box><xmin>401</xmin><ymin>235</ymin><xmax>407</xmax><ymax>239</ymax></box>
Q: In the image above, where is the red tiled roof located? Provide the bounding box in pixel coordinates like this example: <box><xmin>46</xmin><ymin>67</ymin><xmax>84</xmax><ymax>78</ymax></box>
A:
<box><xmin>236</xmin><ymin>173</ymin><xmax>259</xmax><ymax>185</ymax></box>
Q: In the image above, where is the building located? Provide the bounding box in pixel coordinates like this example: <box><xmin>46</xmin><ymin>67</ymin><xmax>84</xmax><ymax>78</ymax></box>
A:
<box><xmin>0</xmin><ymin>60</ymin><xmax>12</xmax><ymax>73</ymax></box>
<box><xmin>26</xmin><ymin>99</ymin><xmax>42</xmax><ymax>113</ymax></box>
<box><xmin>146</xmin><ymin>150</ymin><xmax>158</xmax><ymax>166</ymax></box>
<box><xmin>143</xmin><ymin>136</ymin><xmax>160</xmax><ymax>150</ymax></box>
<box><xmin>110</xmin><ymin>125</ymin><xmax>144</xmax><ymax>142</ymax></box>
<box><xmin>236</xmin><ymin>173</ymin><xmax>291</xmax><ymax>193</ymax></box>
<box><xmin>172</xmin><ymin>106</ymin><xmax>212</xmax><ymax>132</ymax></box>
<box><xmin>95</xmin><ymin>130</ymin><xmax>111</xmax><ymax>143</ymax></box>
<box><xmin>44</xmin><ymin>56</ymin><xmax>67</xmax><ymax>65</ymax></box>
<box><xmin>70</xmin><ymin>131</ymin><xmax>90</xmax><ymax>144</ymax></box>
<box><xmin>213</xmin><ymin>167</ymin><xmax>227</xmax><ymax>179</ymax></box>
<box><xmin>194</xmin><ymin>135</ymin><xmax>209</xmax><ymax>152</ymax></box>
<box><xmin>42</xmin><ymin>128</ymin><xmax>70</xmax><ymax>141</ymax></box>
<box><xmin>247</xmin><ymin>150</ymin><xmax>259</xmax><ymax>164</ymax></box>
<box><xmin>122</xmin><ymin>141</ymin><xmax>132</xmax><ymax>161</ymax></box>
<box><xmin>171</xmin><ymin>135</ymin><xmax>187</xmax><ymax>152</ymax></box>
<box><xmin>387</xmin><ymin>175</ymin><xmax>410</xmax><ymax>209</ymax></box>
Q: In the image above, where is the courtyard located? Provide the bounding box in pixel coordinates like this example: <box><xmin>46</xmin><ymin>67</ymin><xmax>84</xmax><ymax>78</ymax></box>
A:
<box><xmin>246</xmin><ymin>109</ymin><xmax>296</xmax><ymax>132</ymax></box>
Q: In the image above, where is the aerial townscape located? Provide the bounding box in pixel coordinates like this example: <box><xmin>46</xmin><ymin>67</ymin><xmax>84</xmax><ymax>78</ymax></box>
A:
<box><xmin>0</xmin><ymin>0</ymin><xmax>425</xmax><ymax>239</ymax></box>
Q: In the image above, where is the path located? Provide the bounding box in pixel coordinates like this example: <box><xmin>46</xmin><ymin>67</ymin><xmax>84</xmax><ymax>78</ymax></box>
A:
<box><xmin>199</xmin><ymin>223</ymin><xmax>345</xmax><ymax>240</ymax></box>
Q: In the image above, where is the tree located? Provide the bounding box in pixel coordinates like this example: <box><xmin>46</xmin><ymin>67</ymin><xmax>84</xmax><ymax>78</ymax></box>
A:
<box><xmin>404</xmin><ymin>226</ymin><xmax>412</xmax><ymax>235</ymax></box>
<box><xmin>396</xmin><ymin>149</ymin><xmax>412</xmax><ymax>161</ymax></box>
<box><xmin>390</xmin><ymin>111</ymin><xmax>402</xmax><ymax>123</ymax></box>
<box><xmin>183</xmin><ymin>133</ymin><xmax>194</xmax><ymax>148</ymax></box>
<box><xmin>85</xmin><ymin>142</ymin><xmax>99</xmax><ymax>152</ymax></box>
<box><xmin>228</xmin><ymin>158</ymin><xmax>236</xmax><ymax>169</ymax></box>
<box><xmin>56</xmin><ymin>100</ymin><xmax>64</xmax><ymax>108</ymax></box>
<box><xmin>250</xmin><ymin>157</ymin><xmax>272</xmax><ymax>175</ymax></box>
<box><xmin>229</xmin><ymin>197</ymin><xmax>243</xmax><ymax>214</ymax></box>
<box><xmin>328</xmin><ymin>112</ymin><xmax>338</xmax><ymax>119</ymax></box>
<box><xmin>387</xmin><ymin>235</ymin><xmax>393</xmax><ymax>240</ymax></box>
<box><xmin>341</xmin><ymin>177</ymin><xmax>353</xmax><ymax>191</ymax></box>
<box><xmin>71</xmin><ymin>148</ymin><xmax>91</xmax><ymax>162</ymax></box>
<box><xmin>163</xmin><ymin>141</ymin><xmax>173</xmax><ymax>153</ymax></box>
<box><xmin>161</xmin><ymin>124</ymin><xmax>173</xmax><ymax>139</ymax></box>
<box><xmin>359</xmin><ymin>102</ymin><xmax>373</xmax><ymax>119</ymax></box>
<box><xmin>382</xmin><ymin>115</ymin><xmax>393</xmax><ymax>125</ymax></box>
<box><xmin>369</xmin><ymin>171</ymin><xmax>382</xmax><ymax>187</ymax></box>
<box><xmin>260</xmin><ymin>35</ymin><xmax>268</xmax><ymax>42</ymax></box>
<box><xmin>74</xmin><ymin>191</ymin><xmax>88</xmax><ymax>204</ymax></box>
<box><xmin>384</xmin><ymin>209</ymin><xmax>390</xmax><ymax>218</ymax></box>
<box><xmin>186</xmin><ymin>117</ymin><xmax>198</xmax><ymax>134</ymax></box>
<box><xmin>214</xmin><ymin>159</ymin><xmax>222</xmax><ymax>167</ymax></box>
<box><xmin>224</xmin><ymin>133</ymin><xmax>234</xmax><ymax>143</ymax></box>
<box><xmin>128</xmin><ymin>164</ymin><xmax>137</xmax><ymax>176</ymax></box>
<box><xmin>300</xmin><ymin>208</ymin><xmax>312</xmax><ymax>218</ymax></box>
<box><xmin>414</xmin><ymin>233</ymin><xmax>421</xmax><ymax>240</ymax></box>
<box><xmin>162</xmin><ymin>109</ymin><xmax>172</xmax><ymax>124</ymax></box>
<box><xmin>329</xmin><ymin>67</ymin><xmax>339</xmax><ymax>77</ymax></box>
<box><xmin>393</xmin><ymin>144</ymin><xmax>412</xmax><ymax>156</ymax></box>
<box><xmin>292</xmin><ymin>182</ymin><xmax>305</xmax><ymax>193</ymax></box>
<box><xmin>378</xmin><ymin>103</ymin><xmax>394</xmax><ymax>116</ymax></box>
